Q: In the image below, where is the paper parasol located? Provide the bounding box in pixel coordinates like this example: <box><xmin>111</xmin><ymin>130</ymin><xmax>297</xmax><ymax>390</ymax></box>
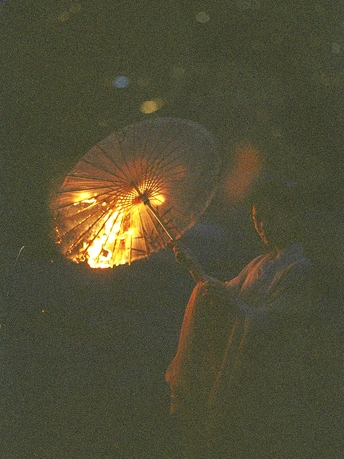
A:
<box><xmin>51</xmin><ymin>117</ymin><xmax>220</xmax><ymax>268</ymax></box>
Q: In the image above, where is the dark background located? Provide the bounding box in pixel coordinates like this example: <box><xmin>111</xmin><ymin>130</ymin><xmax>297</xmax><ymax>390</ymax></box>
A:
<box><xmin>1</xmin><ymin>1</ymin><xmax>343</xmax><ymax>457</ymax></box>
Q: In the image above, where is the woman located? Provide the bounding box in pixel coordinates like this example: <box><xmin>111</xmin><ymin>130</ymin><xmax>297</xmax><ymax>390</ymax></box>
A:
<box><xmin>166</xmin><ymin>182</ymin><xmax>342</xmax><ymax>458</ymax></box>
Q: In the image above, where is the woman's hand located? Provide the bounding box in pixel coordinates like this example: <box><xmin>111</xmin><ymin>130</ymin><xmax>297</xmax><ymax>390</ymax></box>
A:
<box><xmin>200</xmin><ymin>278</ymin><xmax>228</xmax><ymax>302</ymax></box>
<box><xmin>172</xmin><ymin>241</ymin><xmax>205</xmax><ymax>282</ymax></box>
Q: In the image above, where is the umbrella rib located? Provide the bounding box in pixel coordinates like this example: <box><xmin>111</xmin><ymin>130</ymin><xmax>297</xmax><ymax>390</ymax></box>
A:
<box><xmin>54</xmin><ymin>201</ymin><xmax>103</xmax><ymax>220</ymax></box>
<box><xmin>145</xmin><ymin>132</ymin><xmax>211</xmax><ymax>179</ymax></box>
<box><xmin>136</xmin><ymin>208</ymin><xmax>151</xmax><ymax>258</ymax></box>
<box><xmin>161</xmin><ymin>204</ymin><xmax>194</xmax><ymax>226</ymax></box>
<box><xmin>57</xmin><ymin>201</ymin><xmax>113</xmax><ymax>241</ymax></box>
<box><xmin>77</xmin><ymin>157</ymin><xmax>129</xmax><ymax>181</ymax></box>
<box><xmin>139</xmin><ymin>118</ymin><xmax>158</xmax><ymax>164</ymax></box>
<box><xmin>62</xmin><ymin>178</ymin><xmax>116</xmax><ymax>188</ymax></box>
<box><xmin>132</xmin><ymin>121</ymin><xmax>149</xmax><ymax>192</ymax></box>
<box><xmin>81</xmin><ymin>209</ymin><xmax>124</xmax><ymax>265</ymax></box>
<box><xmin>140</xmin><ymin>119</ymin><xmax>191</xmax><ymax>171</ymax></box>
<box><xmin>152</xmin><ymin>122</ymin><xmax>212</xmax><ymax>169</ymax></box>
<box><xmin>143</xmin><ymin>118</ymin><xmax>184</xmax><ymax>164</ymax></box>
<box><xmin>95</xmin><ymin>144</ymin><xmax>133</xmax><ymax>187</ymax></box>
<box><xmin>110</xmin><ymin>130</ymin><xmax>141</xmax><ymax>190</ymax></box>
<box><xmin>58</xmin><ymin>183</ymin><xmax>126</xmax><ymax>194</ymax></box>
<box><xmin>143</xmin><ymin>205</ymin><xmax>167</xmax><ymax>248</ymax></box>
<box><xmin>136</xmin><ymin>118</ymin><xmax>178</xmax><ymax>187</ymax></box>
<box><xmin>54</xmin><ymin>199</ymin><xmax>112</xmax><ymax>223</ymax></box>
<box><xmin>134</xmin><ymin>119</ymin><xmax>157</xmax><ymax>192</ymax></box>
<box><xmin>52</xmin><ymin>187</ymin><xmax>121</xmax><ymax>211</ymax></box>
<box><xmin>138</xmin><ymin>118</ymin><xmax>180</xmax><ymax>181</ymax></box>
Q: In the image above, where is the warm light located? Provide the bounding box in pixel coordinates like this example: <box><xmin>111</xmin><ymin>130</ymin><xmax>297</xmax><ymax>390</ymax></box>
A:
<box><xmin>72</xmin><ymin>192</ymin><xmax>96</xmax><ymax>205</ymax></box>
<box><xmin>85</xmin><ymin>210</ymin><xmax>123</xmax><ymax>268</ymax></box>
<box><xmin>69</xmin><ymin>183</ymin><xmax>157</xmax><ymax>268</ymax></box>
<box><xmin>137</xmin><ymin>179</ymin><xmax>166</xmax><ymax>206</ymax></box>
<box><xmin>53</xmin><ymin>117</ymin><xmax>219</xmax><ymax>270</ymax></box>
<box><xmin>79</xmin><ymin>197</ymin><xmax>143</xmax><ymax>268</ymax></box>
<box><xmin>140</xmin><ymin>98</ymin><xmax>164</xmax><ymax>114</ymax></box>
<box><xmin>149</xmin><ymin>193</ymin><xmax>165</xmax><ymax>206</ymax></box>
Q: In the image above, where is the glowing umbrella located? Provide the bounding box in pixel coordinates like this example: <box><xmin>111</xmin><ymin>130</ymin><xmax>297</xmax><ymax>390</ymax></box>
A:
<box><xmin>51</xmin><ymin>117</ymin><xmax>220</xmax><ymax>268</ymax></box>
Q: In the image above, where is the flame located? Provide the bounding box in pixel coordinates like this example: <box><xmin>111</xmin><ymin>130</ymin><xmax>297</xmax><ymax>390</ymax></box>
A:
<box><xmin>71</xmin><ymin>183</ymin><xmax>165</xmax><ymax>269</ymax></box>
<box><xmin>80</xmin><ymin>205</ymin><xmax>137</xmax><ymax>269</ymax></box>
<box><xmin>82</xmin><ymin>209</ymin><xmax>130</xmax><ymax>268</ymax></box>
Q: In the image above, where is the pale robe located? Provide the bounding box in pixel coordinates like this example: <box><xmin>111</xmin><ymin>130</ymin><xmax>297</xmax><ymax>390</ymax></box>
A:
<box><xmin>166</xmin><ymin>243</ymin><xmax>341</xmax><ymax>458</ymax></box>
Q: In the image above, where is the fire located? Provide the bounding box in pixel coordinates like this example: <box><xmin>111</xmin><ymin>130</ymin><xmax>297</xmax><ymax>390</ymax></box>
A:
<box><xmin>69</xmin><ymin>182</ymin><xmax>165</xmax><ymax>269</ymax></box>
<box><xmin>83</xmin><ymin>209</ymin><xmax>135</xmax><ymax>269</ymax></box>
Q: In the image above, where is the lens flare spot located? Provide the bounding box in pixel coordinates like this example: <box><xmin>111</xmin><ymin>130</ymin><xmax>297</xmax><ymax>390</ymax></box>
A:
<box><xmin>331</xmin><ymin>42</ymin><xmax>341</xmax><ymax>54</ymax></box>
<box><xmin>113</xmin><ymin>75</ymin><xmax>130</xmax><ymax>89</ymax></box>
<box><xmin>225</xmin><ymin>142</ymin><xmax>262</xmax><ymax>202</ymax></box>
<box><xmin>196</xmin><ymin>11</ymin><xmax>210</xmax><ymax>23</ymax></box>
<box><xmin>140</xmin><ymin>98</ymin><xmax>164</xmax><ymax>114</ymax></box>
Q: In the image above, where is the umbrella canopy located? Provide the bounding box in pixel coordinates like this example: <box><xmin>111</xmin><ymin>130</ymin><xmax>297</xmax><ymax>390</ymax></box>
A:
<box><xmin>51</xmin><ymin>117</ymin><xmax>220</xmax><ymax>268</ymax></box>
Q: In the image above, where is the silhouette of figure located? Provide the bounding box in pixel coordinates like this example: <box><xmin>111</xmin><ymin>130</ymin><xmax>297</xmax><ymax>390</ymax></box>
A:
<box><xmin>166</xmin><ymin>182</ymin><xmax>342</xmax><ymax>459</ymax></box>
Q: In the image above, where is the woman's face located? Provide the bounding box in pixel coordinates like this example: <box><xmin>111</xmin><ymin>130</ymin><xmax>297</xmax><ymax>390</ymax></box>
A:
<box><xmin>251</xmin><ymin>206</ymin><xmax>269</xmax><ymax>245</ymax></box>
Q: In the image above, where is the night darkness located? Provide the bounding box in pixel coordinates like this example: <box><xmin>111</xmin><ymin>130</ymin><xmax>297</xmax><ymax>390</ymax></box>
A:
<box><xmin>1</xmin><ymin>1</ymin><xmax>343</xmax><ymax>457</ymax></box>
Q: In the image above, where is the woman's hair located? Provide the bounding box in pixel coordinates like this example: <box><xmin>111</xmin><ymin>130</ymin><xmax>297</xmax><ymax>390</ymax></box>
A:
<box><xmin>250</xmin><ymin>181</ymin><xmax>342</xmax><ymax>283</ymax></box>
<box><xmin>250</xmin><ymin>181</ymin><xmax>302</xmax><ymax>248</ymax></box>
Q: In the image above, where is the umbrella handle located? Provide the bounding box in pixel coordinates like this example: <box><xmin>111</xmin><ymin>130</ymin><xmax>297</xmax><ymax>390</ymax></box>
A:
<box><xmin>171</xmin><ymin>241</ymin><xmax>206</xmax><ymax>283</ymax></box>
<box><xmin>131</xmin><ymin>181</ymin><xmax>175</xmax><ymax>241</ymax></box>
<box><xmin>144</xmin><ymin>199</ymin><xmax>175</xmax><ymax>241</ymax></box>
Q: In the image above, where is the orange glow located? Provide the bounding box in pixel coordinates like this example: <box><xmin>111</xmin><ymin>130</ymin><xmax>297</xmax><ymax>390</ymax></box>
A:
<box><xmin>83</xmin><ymin>209</ymin><xmax>129</xmax><ymax>268</ymax></box>
<box><xmin>72</xmin><ymin>181</ymin><xmax>166</xmax><ymax>268</ymax></box>
<box><xmin>150</xmin><ymin>193</ymin><xmax>165</xmax><ymax>206</ymax></box>
<box><xmin>72</xmin><ymin>192</ymin><xmax>95</xmax><ymax>205</ymax></box>
<box><xmin>225</xmin><ymin>142</ymin><xmax>262</xmax><ymax>201</ymax></box>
